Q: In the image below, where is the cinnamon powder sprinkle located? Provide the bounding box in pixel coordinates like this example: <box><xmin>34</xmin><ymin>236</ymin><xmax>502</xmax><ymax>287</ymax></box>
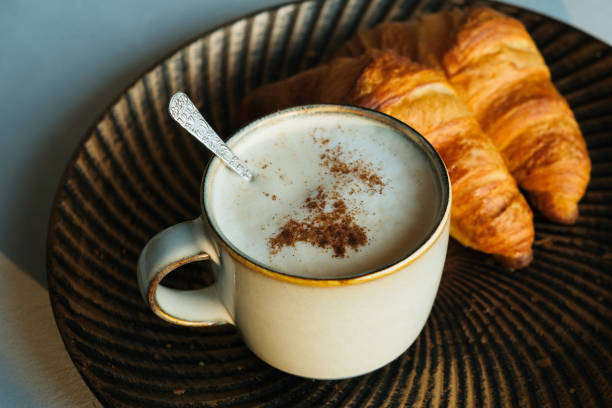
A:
<box><xmin>267</xmin><ymin>139</ymin><xmax>384</xmax><ymax>258</ymax></box>
<box><xmin>320</xmin><ymin>145</ymin><xmax>385</xmax><ymax>193</ymax></box>
<box><xmin>268</xmin><ymin>187</ymin><xmax>367</xmax><ymax>257</ymax></box>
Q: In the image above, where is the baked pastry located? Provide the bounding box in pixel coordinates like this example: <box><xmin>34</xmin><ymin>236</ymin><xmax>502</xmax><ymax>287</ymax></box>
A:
<box><xmin>240</xmin><ymin>50</ymin><xmax>534</xmax><ymax>268</ymax></box>
<box><xmin>336</xmin><ymin>7</ymin><xmax>591</xmax><ymax>224</ymax></box>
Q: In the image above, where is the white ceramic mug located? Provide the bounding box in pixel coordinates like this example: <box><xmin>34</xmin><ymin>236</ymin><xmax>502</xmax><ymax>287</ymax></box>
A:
<box><xmin>137</xmin><ymin>105</ymin><xmax>451</xmax><ymax>379</ymax></box>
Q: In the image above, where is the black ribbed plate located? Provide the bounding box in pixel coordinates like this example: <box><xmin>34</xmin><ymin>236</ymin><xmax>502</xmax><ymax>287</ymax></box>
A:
<box><xmin>47</xmin><ymin>0</ymin><xmax>612</xmax><ymax>406</ymax></box>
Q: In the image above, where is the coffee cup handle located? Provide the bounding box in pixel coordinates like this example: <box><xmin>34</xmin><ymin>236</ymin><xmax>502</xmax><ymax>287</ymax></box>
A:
<box><xmin>137</xmin><ymin>217</ymin><xmax>233</xmax><ymax>326</ymax></box>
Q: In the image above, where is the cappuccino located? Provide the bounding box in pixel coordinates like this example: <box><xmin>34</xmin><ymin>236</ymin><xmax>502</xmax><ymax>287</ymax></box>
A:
<box><xmin>205</xmin><ymin>109</ymin><xmax>443</xmax><ymax>279</ymax></box>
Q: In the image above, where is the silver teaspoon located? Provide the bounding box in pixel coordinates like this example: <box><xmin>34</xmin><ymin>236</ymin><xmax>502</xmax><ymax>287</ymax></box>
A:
<box><xmin>168</xmin><ymin>92</ymin><xmax>254</xmax><ymax>181</ymax></box>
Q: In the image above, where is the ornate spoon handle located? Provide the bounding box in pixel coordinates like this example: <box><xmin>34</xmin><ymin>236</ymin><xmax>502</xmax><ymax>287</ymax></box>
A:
<box><xmin>168</xmin><ymin>92</ymin><xmax>254</xmax><ymax>181</ymax></box>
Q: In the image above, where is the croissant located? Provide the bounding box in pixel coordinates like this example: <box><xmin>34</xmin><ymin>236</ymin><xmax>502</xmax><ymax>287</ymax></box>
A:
<box><xmin>337</xmin><ymin>7</ymin><xmax>591</xmax><ymax>224</ymax></box>
<box><xmin>240</xmin><ymin>50</ymin><xmax>534</xmax><ymax>268</ymax></box>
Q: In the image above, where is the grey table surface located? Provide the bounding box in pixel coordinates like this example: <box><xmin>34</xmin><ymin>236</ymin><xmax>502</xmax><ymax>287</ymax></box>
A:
<box><xmin>1</xmin><ymin>0</ymin><xmax>610</xmax><ymax>406</ymax></box>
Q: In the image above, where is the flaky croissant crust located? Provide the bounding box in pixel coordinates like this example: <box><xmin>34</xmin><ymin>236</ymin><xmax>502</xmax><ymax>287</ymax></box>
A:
<box><xmin>444</xmin><ymin>7</ymin><xmax>590</xmax><ymax>224</ymax></box>
<box><xmin>337</xmin><ymin>7</ymin><xmax>591</xmax><ymax>225</ymax></box>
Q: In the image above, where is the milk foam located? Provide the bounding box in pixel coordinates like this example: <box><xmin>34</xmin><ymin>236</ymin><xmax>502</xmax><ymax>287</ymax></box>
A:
<box><xmin>205</xmin><ymin>112</ymin><xmax>441</xmax><ymax>279</ymax></box>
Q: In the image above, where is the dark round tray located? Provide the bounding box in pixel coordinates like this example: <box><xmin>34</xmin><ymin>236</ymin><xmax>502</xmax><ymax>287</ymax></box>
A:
<box><xmin>47</xmin><ymin>0</ymin><xmax>612</xmax><ymax>406</ymax></box>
